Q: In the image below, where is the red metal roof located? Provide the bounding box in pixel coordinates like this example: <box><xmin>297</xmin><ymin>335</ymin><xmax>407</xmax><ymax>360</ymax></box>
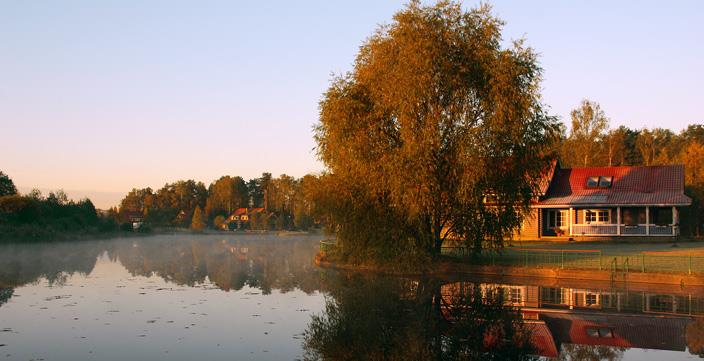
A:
<box><xmin>232</xmin><ymin>207</ymin><xmax>265</xmax><ymax>216</ymax></box>
<box><xmin>538</xmin><ymin>164</ymin><xmax>692</xmax><ymax>206</ymax></box>
<box><xmin>541</xmin><ymin>313</ymin><xmax>688</xmax><ymax>352</ymax></box>
<box><xmin>525</xmin><ymin>321</ymin><xmax>559</xmax><ymax>358</ymax></box>
<box><xmin>233</xmin><ymin>208</ymin><xmax>249</xmax><ymax>216</ymax></box>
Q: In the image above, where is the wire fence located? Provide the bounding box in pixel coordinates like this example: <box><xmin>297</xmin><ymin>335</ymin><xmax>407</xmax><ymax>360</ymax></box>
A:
<box><xmin>319</xmin><ymin>239</ymin><xmax>337</xmax><ymax>255</ymax></box>
<box><xmin>441</xmin><ymin>247</ymin><xmax>704</xmax><ymax>275</ymax></box>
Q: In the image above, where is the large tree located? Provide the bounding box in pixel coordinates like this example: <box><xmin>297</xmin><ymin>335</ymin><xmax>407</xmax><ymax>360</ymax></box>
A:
<box><xmin>603</xmin><ymin>127</ymin><xmax>627</xmax><ymax>166</ymax></box>
<box><xmin>566</xmin><ymin>99</ymin><xmax>609</xmax><ymax>167</ymax></box>
<box><xmin>315</xmin><ymin>1</ymin><xmax>559</xmax><ymax>260</ymax></box>
<box><xmin>204</xmin><ymin>176</ymin><xmax>248</xmax><ymax>219</ymax></box>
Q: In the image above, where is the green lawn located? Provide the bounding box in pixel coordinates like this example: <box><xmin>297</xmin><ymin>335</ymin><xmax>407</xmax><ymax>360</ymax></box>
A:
<box><xmin>507</xmin><ymin>239</ymin><xmax>704</xmax><ymax>256</ymax></box>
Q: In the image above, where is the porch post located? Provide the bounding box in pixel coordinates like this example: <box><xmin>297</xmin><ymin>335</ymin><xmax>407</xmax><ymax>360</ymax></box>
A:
<box><xmin>617</xmin><ymin>206</ymin><xmax>621</xmax><ymax>236</ymax></box>
<box><xmin>673</xmin><ymin>206</ymin><xmax>678</xmax><ymax>236</ymax></box>
<box><xmin>645</xmin><ymin>206</ymin><xmax>650</xmax><ymax>236</ymax></box>
<box><xmin>569</xmin><ymin>207</ymin><xmax>573</xmax><ymax>236</ymax></box>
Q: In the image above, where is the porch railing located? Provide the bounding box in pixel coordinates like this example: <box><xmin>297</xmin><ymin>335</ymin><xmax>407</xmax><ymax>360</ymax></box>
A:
<box><xmin>650</xmin><ymin>225</ymin><xmax>675</xmax><ymax>235</ymax></box>
<box><xmin>572</xmin><ymin>224</ymin><xmax>618</xmax><ymax>235</ymax></box>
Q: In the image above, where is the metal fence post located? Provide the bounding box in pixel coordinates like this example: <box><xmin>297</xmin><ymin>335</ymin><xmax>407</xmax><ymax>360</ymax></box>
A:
<box><xmin>561</xmin><ymin>251</ymin><xmax>565</xmax><ymax>269</ymax></box>
<box><xmin>641</xmin><ymin>254</ymin><xmax>645</xmax><ymax>273</ymax></box>
<box><xmin>599</xmin><ymin>251</ymin><xmax>602</xmax><ymax>271</ymax></box>
<box><xmin>689</xmin><ymin>254</ymin><xmax>693</xmax><ymax>275</ymax></box>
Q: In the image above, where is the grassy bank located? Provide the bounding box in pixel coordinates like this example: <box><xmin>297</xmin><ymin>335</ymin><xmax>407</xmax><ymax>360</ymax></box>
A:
<box><xmin>507</xmin><ymin>238</ymin><xmax>704</xmax><ymax>256</ymax></box>
<box><xmin>0</xmin><ymin>224</ymin><xmax>155</xmax><ymax>243</ymax></box>
<box><xmin>315</xmin><ymin>252</ymin><xmax>704</xmax><ymax>287</ymax></box>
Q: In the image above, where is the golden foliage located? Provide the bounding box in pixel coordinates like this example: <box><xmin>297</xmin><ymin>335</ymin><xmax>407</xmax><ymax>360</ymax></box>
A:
<box><xmin>315</xmin><ymin>1</ymin><xmax>559</xmax><ymax>260</ymax></box>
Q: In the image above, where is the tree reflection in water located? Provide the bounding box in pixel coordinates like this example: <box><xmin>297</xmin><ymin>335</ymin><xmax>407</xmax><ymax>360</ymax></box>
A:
<box><xmin>0</xmin><ymin>288</ymin><xmax>12</xmax><ymax>307</ymax></box>
<box><xmin>686</xmin><ymin>319</ymin><xmax>704</xmax><ymax>358</ymax></box>
<box><xmin>558</xmin><ymin>344</ymin><xmax>625</xmax><ymax>361</ymax></box>
<box><xmin>303</xmin><ymin>272</ymin><xmax>537</xmax><ymax>361</ymax></box>
<box><xmin>0</xmin><ymin>235</ymin><xmax>325</xmax><ymax>307</ymax></box>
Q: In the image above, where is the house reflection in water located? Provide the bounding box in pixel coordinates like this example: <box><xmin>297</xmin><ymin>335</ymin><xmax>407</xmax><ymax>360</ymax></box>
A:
<box><xmin>440</xmin><ymin>281</ymin><xmax>702</xmax><ymax>358</ymax></box>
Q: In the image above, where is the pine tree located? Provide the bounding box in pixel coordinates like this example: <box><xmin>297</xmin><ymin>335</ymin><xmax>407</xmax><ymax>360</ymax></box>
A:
<box><xmin>190</xmin><ymin>206</ymin><xmax>205</xmax><ymax>231</ymax></box>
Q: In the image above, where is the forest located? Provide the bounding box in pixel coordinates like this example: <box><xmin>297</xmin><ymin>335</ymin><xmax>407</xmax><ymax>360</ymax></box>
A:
<box><xmin>111</xmin><ymin>173</ymin><xmax>322</xmax><ymax>231</ymax></box>
<box><xmin>0</xmin><ymin>172</ymin><xmax>113</xmax><ymax>241</ymax></box>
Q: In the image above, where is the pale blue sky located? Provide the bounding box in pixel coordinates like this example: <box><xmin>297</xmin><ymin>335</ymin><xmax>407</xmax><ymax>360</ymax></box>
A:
<box><xmin>1</xmin><ymin>1</ymin><xmax>702</xmax><ymax>208</ymax></box>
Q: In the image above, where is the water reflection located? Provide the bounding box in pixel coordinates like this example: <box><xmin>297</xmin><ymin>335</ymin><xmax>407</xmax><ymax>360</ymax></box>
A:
<box><xmin>304</xmin><ymin>275</ymin><xmax>704</xmax><ymax>360</ymax></box>
<box><xmin>0</xmin><ymin>235</ymin><xmax>702</xmax><ymax>360</ymax></box>
<box><xmin>111</xmin><ymin>236</ymin><xmax>322</xmax><ymax>294</ymax></box>
<box><xmin>0</xmin><ymin>234</ymin><xmax>323</xmax><ymax>302</ymax></box>
<box><xmin>304</xmin><ymin>274</ymin><xmax>537</xmax><ymax>361</ymax></box>
<box><xmin>0</xmin><ymin>234</ymin><xmax>326</xmax><ymax>361</ymax></box>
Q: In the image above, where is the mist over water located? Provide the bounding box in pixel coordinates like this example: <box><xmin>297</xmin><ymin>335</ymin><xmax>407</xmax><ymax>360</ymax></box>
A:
<box><xmin>0</xmin><ymin>234</ymin><xmax>701</xmax><ymax>360</ymax></box>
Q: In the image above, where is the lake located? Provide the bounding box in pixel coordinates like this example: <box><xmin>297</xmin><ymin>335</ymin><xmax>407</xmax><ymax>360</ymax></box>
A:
<box><xmin>0</xmin><ymin>234</ymin><xmax>701</xmax><ymax>360</ymax></box>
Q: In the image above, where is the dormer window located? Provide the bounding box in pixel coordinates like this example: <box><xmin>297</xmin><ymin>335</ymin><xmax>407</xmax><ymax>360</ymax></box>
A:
<box><xmin>598</xmin><ymin>176</ymin><xmax>613</xmax><ymax>188</ymax></box>
<box><xmin>586</xmin><ymin>327</ymin><xmax>614</xmax><ymax>338</ymax></box>
<box><xmin>586</xmin><ymin>176</ymin><xmax>613</xmax><ymax>188</ymax></box>
<box><xmin>587</xmin><ymin>176</ymin><xmax>599</xmax><ymax>188</ymax></box>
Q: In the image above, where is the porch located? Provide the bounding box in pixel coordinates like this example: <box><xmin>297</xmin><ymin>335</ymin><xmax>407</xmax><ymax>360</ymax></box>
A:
<box><xmin>541</xmin><ymin>206</ymin><xmax>680</xmax><ymax>237</ymax></box>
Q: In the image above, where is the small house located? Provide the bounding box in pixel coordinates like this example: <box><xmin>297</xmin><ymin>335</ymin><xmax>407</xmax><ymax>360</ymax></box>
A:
<box><xmin>224</xmin><ymin>207</ymin><xmax>266</xmax><ymax>230</ymax></box>
<box><xmin>518</xmin><ymin>163</ymin><xmax>692</xmax><ymax>239</ymax></box>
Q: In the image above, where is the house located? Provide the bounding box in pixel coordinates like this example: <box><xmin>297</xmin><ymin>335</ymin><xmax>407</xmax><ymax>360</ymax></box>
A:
<box><xmin>122</xmin><ymin>210</ymin><xmax>144</xmax><ymax>230</ymax></box>
<box><xmin>222</xmin><ymin>207</ymin><xmax>266</xmax><ymax>230</ymax></box>
<box><xmin>518</xmin><ymin>163</ymin><xmax>692</xmax><ymax>239</ymax></box>
<box><xmin>541</xmin><ymin>313</ymin><xmax>689</xmax><ymax>353</ymax></box>
<box><xmin>439</xmin><ymin>281</ymin><xmax>697</xmax><ymax>358</ymax></box>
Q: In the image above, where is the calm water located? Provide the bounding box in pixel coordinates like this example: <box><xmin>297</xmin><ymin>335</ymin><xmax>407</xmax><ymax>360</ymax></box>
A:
<box><xmin>0</xmin><ymin>234</ymin><xmax>701</xmax><ymax>360</ymax></box>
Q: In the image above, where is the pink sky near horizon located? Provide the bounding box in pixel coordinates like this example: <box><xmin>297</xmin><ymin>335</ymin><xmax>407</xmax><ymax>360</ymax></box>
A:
<box><xmin>2</xmin><ymin>1</ymin><xmax>702</xmax><ymax>209</ymax></box>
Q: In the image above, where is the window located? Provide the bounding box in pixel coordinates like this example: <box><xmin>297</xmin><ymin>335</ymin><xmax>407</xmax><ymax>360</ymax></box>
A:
<box><xmin>587</xmin><ymin>176</ymin><xmax>600</xmax><ymax>188</ymax></box>
<box><xmin>508</xmin><ymin>288</ymin><xmax>522</xmax><ymax>304</ymax></box>
<box><xmin>586</xmin><ymin>293</ymin><xmax>598</xmax><ymax>306</ymax></box>
<box><xmin>586</xmin><ymin>327</ymin><xmax>614</xmax><ymax>338</ymax></box>
<box><xmin>547</xmin><ymin>210</ymin><xmax>567</xmax><ymax>228</ymax></box>
<box><xmin>598</xmin><ymin>176</ymin><xmax>613</xmax><ymax>188</ymax></box>
<box><xmin>586</xmin><ymin>176</ymin><xmax>614</xmax><ymax>188</ymax></box>
<box><xmin>586</xmin><ymin>210</ymin><xmax>610</xmax><ymax>224</ymax></box>
<box><xmin>540</xmin><ymin>288</ymin><xmax>562</xmax><ymax>304</ymax></box>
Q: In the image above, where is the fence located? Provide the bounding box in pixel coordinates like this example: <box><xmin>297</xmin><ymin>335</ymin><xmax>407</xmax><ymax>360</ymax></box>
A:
<box><xmin>319</xmin><ymin>239</ymin><xmax>337</xmax><ymax>255</ymax></box>
<box><xmin>441</xmin><ymin>247</ymin><xmax>704</xmax><ymax>275</ymax></box>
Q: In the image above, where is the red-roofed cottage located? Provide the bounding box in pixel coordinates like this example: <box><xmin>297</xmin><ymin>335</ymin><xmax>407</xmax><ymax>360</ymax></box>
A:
<box><xmin>518</xmin><ymin>163</ymin><xmax>692</xmax><ymax>239</ymax></box>
<box><xmin>222</xmin><ymin>207</ymin><xmax>266</xmax><ymax>230</ymax></box>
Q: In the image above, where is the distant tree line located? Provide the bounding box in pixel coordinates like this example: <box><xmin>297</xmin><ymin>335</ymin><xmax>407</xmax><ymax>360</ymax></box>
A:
<box><xmin>0</xmin><ymin>172</ymin><xmax>115</xmax><ymax>241</ymax></box>
<box><xmin>560</xmin><ymin>99</ymin><xmax>704</xmax><ymax>236</ymax></box>
<box><xmin>112</xmin><ymin>173</ymin><xmax>323</xmax><ymax>232</ymax></box>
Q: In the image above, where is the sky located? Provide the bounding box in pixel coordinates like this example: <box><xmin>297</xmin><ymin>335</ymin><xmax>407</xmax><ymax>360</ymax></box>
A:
<box><xmin>1</xmin><ymin>1</ymin><xmax>702</xmax><ymax>208</ymax></box>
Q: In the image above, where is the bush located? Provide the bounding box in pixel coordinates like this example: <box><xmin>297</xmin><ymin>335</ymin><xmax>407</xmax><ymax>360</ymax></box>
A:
<box><xmin>97</xmin><ymin>218</ymin><xmax>118</xmax><ymax>232</ymax></box>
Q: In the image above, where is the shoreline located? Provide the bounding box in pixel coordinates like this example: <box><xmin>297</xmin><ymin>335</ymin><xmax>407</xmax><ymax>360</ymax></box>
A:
<box><xmin>315</xmin><ymin>253</ymin><xmax>704</xmax><ymax>288</ymax></box>
<box><xmin>0</xmin><ymin>227</ymin><xmax>321</xmax><ymax>244</ymax></box>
